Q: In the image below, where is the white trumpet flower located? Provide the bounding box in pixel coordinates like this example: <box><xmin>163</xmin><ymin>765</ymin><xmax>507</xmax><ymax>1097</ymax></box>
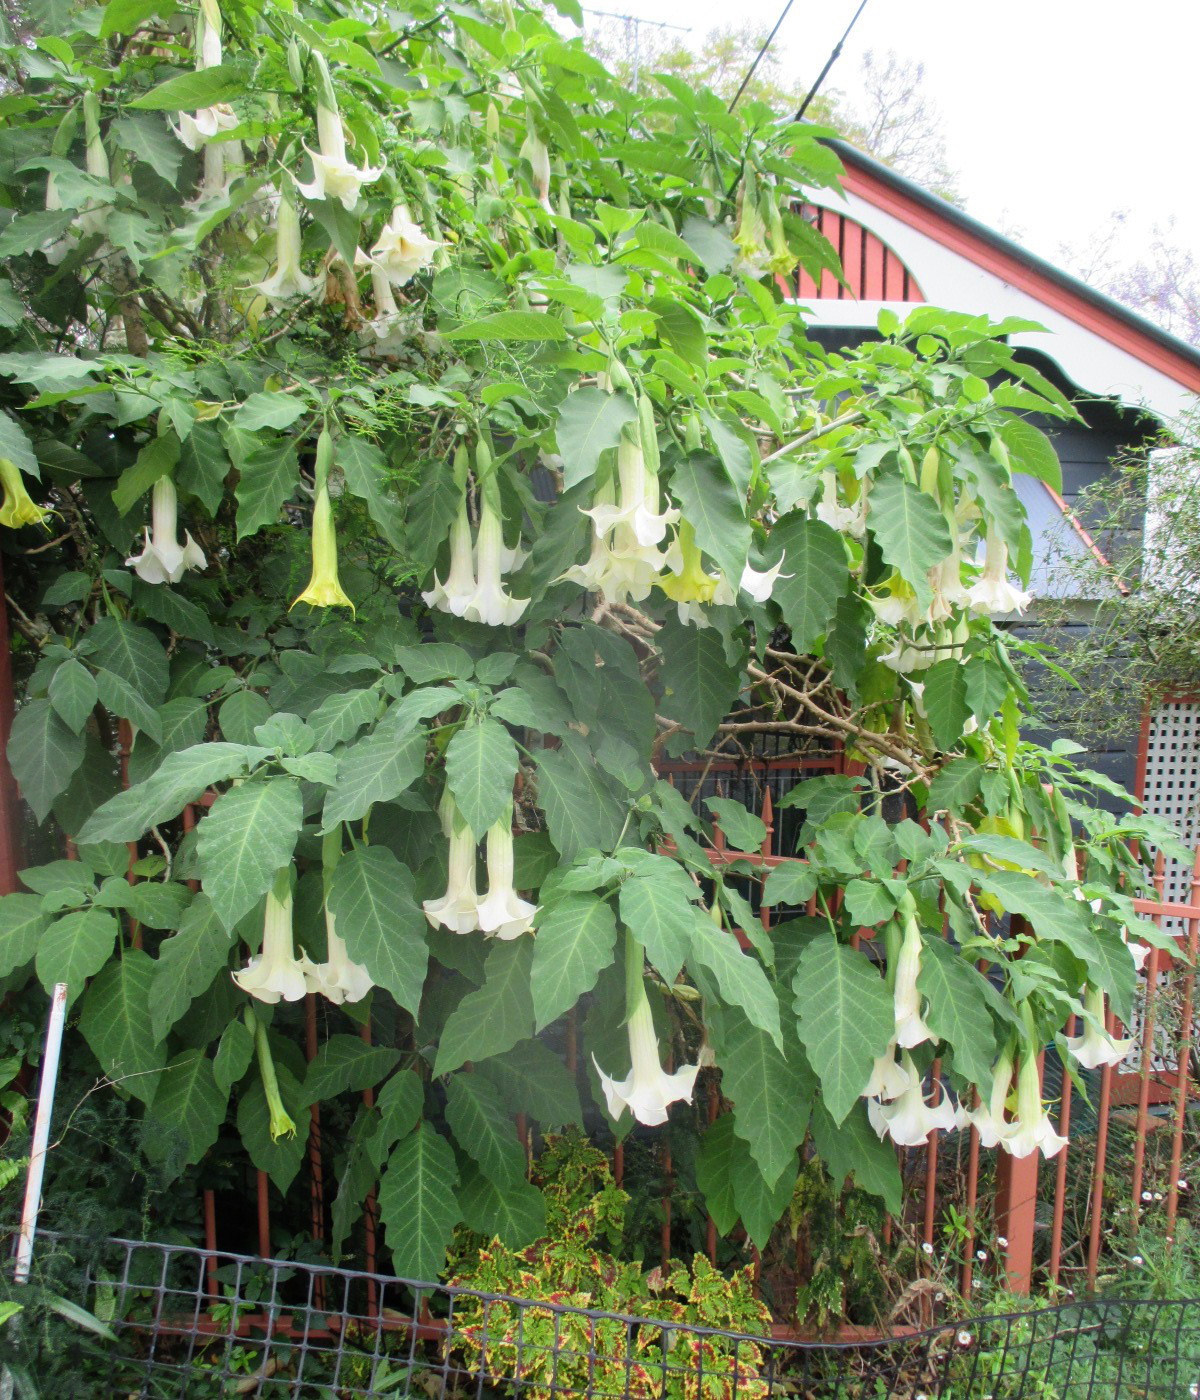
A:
<box><xmin>422</xmin><ymin>806</ymin><xmax>483</xmax><ymax>934</ymax></box>
<box><xmin>1004</xmin><ymin>1045</ymin><xmax>1068</xmax><ymax>1159</ymax></box>
<box><xmin>476</xmin><ymin>815</ymin><xmax>537</xmax><ymax>939</ymax></box>
<box><xmin>126</xmin><ymin>477</ymin><xmax>206</xmax><ymax>585</ymax></box>
<box><xmin>867</xmin><ymin>1054</ymin><xmax>955</xmax><ymax>1146</ymax></box>
<box><xmin>304</xmin><ymin>908</ymin><xmax>374</xmax><ymax>1004</ymax></box>
<box><xmin>595</xmin><ymin>968</ymin><xmax>699</xmax><ymax>1127</ymax></box>
<box><xmin>864</xmin><ymin>1042</ymin><xmax>914</xmax><ymax>1101</ymax></box>
<box><xmin>955</xmin><ymin>1051</ymin><xmax>1015</xmax><ymax>1149</ymax></box>
<box><xmin>256</xmin><ymin>186</ymin><xmax>317</xmax><ymax>304</ymax></box>
<box><xmin>371</xmin><ymin>206</ymin><xmax>439</xmax><ymax>288</ymax></box>
<box><xmin>296</xmin><ymin>56</ymin><xmax>385</xmax><ymax>212</ymax></box>
<box><xmin>233</xmin><ymin>875</ymin><xmax>310</xmax><ymax>1004</ymax></box>
<box><xmin>815</xmin><ymin>470</ymin><xmax>866</xmax><ymax>537</ymax></box>
<box><xmin>967</xmin><ymin>528</ymin><xmax>1032</xmax><ymax>617</ymax></box>
<box><xmin>583</xmin><ymin>434</ymin><xmax>677</xmax><ymax>549</ymax></box>
<box><xmin>422</xmin><ymin>497</ymin><xmax>477</xmax><ymax>616</ymax></box>
<box><xmin>172</xmin><ymin>0</ymin><xmax>239</xmax><ymax>150</ymax></box>
<box><xmin>1065</xmin><ymin>985</ymin><xmax>1133</xmax><ymax>1070</ymax></box>
<box><xmin>892</xmin><ymin>911</ymin><xmax>935</xmax><ymax>1049</ymax></box>
<box><xmin>460</xmin><ymin>490</ymin><xmax>529</xmax><ymax>627</ymax></box>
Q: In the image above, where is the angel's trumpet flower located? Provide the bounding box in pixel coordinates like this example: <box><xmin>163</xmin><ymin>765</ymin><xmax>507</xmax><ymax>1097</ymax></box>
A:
<box><xmin>233</xmin><ymin>871</ymin><xmax>310</xmax><ymax>1005</ymax></box>
<box><xmin>0</xmin><ymin>458</ymin><xmax>49</xmax><ymax>530</ymax></box>
<box><xmin>296</xmin><ymin>53</ymin><xmax>385</xmax><ymax>212</ymax></box>
<box><xmin>292</xmin><ymin>431</ymin><xmax>354</xmax><ymax>615</ymax></box>
<box><xmin>126</xmin><ymin>477</ymin><xmax>206</xmax><ymax>585</ymax></box>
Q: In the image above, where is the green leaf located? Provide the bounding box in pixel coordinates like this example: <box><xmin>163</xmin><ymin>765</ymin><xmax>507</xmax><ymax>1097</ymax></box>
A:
<box><xmin>87</xmin><ymin>617</ymin><xmax>168</xmax><ymax>707</ymax></box>
<box><xmin>340</xmin><ymin>436</ymin><xmax>406</xmax><ymax>550</ymax></box>
<box><xmin>47</xmin><ymin>660</ymin><xmax>97</xmax><ymax>734</ymax></box>
<box><xmin>704</xmin><ymin>797</ymin><xmax>767</xmax><ymax>853</ymax></box>
<box><xmin>917</xmin><ymin>938</ymin><xmax>998</xmax><ymax>1087</ymax></box>
<box><xmin>553</xmin><ymin>387</ymin><xmax>637</xmax><ymax>491</ymax></box>
<box><xmin>957</xmin><ymin>833</ymin><xmax>1063</xmax><ymax>879</ymax></box>
<box><xmin>843</xmin><ymin>878</ymin><xmax>904</xmax><ymax>927</ymax></box>
<box><xmin>867</xmin><ymin>477</ymin><xmax>952</xmax><ymax>611</ymax></box>
<box><xmin>927</xmin><ymin>757</ymin><xmax>982</xmax><ymax>814</ymax></box>
<box><xmin>234</xmin><ymin>392</ymin><xmax>306</xmax><ymax>432</ymax></box>
<box><xmin>732</xmin><ymin>1144</ymin><xmax>795</xmax><ymax>1251</ymax></box>
<box><xmin>322</xmin><ymin>728</ymin><xmax>426</xmax><ymax>829</ymax></box>
<box><xmin>1000</xmin><ymin>417</ymin><xmax>1062</xmax><ymax>493</ymax></box>
<box><xmin>810</xmin><ymin>1099</ymin><xmax>902</xmax><ymax>1214</ymax></box>
<box><xmin>922</xmin><ymin>659</ymin><xmax>970</xmax><ymax>750</ymax></box>
<box><xmin>762</xmin><ymin>862</ymin><xmax>818</xmax><ymax>907</ymax></box>
<box><xmin>237</xmin><ymin>1059</ymin><xmax>306</xmax><ymax>1193</ymax></box>
<box><xmin>681</xmin><ymin>215</ymin><xmax>736</xmax><ymax>273</ymax></box>
<box><xmin>669</xmin><ymin>452</ymin><xmax>749</xmax><ymax>585</ymax></box>
<box><xmin>531</xmin><ymin>893</ymin><xmax>617</xmax><ymax>1031</ymax></box>
<box><xmin>150</xmin><ymin>894</ymin><xmax>232</xmax><ymax>1041</ymax></box>
<box><xmin>457</xmin><ymin>1164</ymin><xmax>546</xmax><ymax>1247</ymax></box>
<box><xmin>771</xmin><ymin>513</ymin><xmax>847</xmax><ymax>651</ymax></box>
<box><xmin>379</xmin><ymin>1121</ymin><xmax>459</xmax><ymax>1281</ymax></box>
<box><xmin>535</xmin><ymin>733</ymin><xmax>627</xmax><ymax>862</ymax></box>
<box><xmin>619</xmin><ymin>877</ymin><xmax>696</xmax><ymax>985</ymax></box>
<box><xmin>792</xmin><ymin>931</ymin><xmax>893</xmax><ymax>1124</ymax></box>
<box><xmin>444</xmin><ymin>312</ymin><xmax>566</xmax><ymax>343</ymax></box>
<box><xmin>141</xmin><ymin>1050</ymin><xmax>228</xmax><ymax>1174</ymax></box>
<box><xmin>695</xmin><ymin>1113</ymin><xmax>740</xmax><ymax>1235</ymax></box>
<box><xmin>444</xmin><ymin>1073</ymin><xmax>526</xmax><ymax>1186</ymax></box>
<box><xmin>214</xmin><ymin>1017</ymin><xmax>255</xmax><ymax>1095</ymax></box>
<box><xmin>8</xmin><ymin>698</ymin><xmax>84</xmax><ymax>823</ymax></box>
<box><xmin>445</xmin><ymin>719</ymin><xmax>517</xmax><ymax>839</ymax></box>
<box><xmin>395</xmin><ymin>644</ymin><xmax>473</xmax><ymax>685</ymax></box>
<box><xmin>302</xmin><ymin>1034</ymin><xmax>400</xmax><ymax>1107</ymax></box>
<box><xmin>689</xmin><ymin>919</ymin><xmax>781</xmax><ymax>1048</ymax></box>
<box><xmin>130</xmin><ymin>62</ymin><xmax>246</xmax><ymax>111</ymax></box>
<box><xmin>76</xmin><ymin>742</ymin><xmax>260</xmax><ymax>843</ymax></box>
<box><xmin>713</xmin><ymin>1008</ymin><xmax>813</xmax><ymax>1188</ymax></box>
<box><xmin>331</xmin><ymin>1109</ymin><xmax>380</xmax><ymax>1260</ymax></box>
<box><xmin>648</xmin><ymin>296</ymin><xmax>706</xmax><ymax>366</ymax></box>
<box><xmin>327</xmin><ymin>845</ymin><xmax>428</xmax><ymax>1017</ymax></box>
<box><xmin>477</xmin><ymin>1040</ymin><xmax>582</xmax><ymax>1128</ymax></box>
<box><xmin>197</xmin><ymin>779</ymin><xmax>303</xmax><ymax>931</ymax></box>
<box><xmin>112</xmin><ymin>432</ymin><xmax>178</xmax><ymax>515</ymax></box>
<box><xmin>131</xmin><ymin>580</ymin><xmax>215</xmax><ymax>645</ymax></box>
<box><xmin>376</xmin><ymin>1069</ymin><xmax>424</xmax><ymax>1153</ymax></box>
<box><xmin>219</xmin><ymin>691</ymin><xmax>273</xmax><ymax>746</ymax></box>
<box><xmin>656</xmin><ymin>616</ymin><xmax>743</xmax><ymax>749</ymax></box>
<box><xmin>234</xmin><ymin>437</ymin><xmax>298</xmax><ymax>540</ymax></box>
<box><xmin>434</xmin><ymin>939</ymin><xmax>535</xmax><ymax>1076</ymax></box>
<box><xmin>0</xmin><ymin>410</ymin><xmax>40</xmax><ymax>477</ymax></box>
<box><xmin>35</xmin><ymin>909</ymin><xmax>116</xmax><ymax>999</ymax></box>
<box><xmin>99</xmin><ymin>878</ymin><xmax>191</xmax><ymax>929</ymax></box>
<box><xmin>0</xmin><ymin>894</ymin><xmax>49</xmax><ymax>979</ymax></box>
<box><xmin>110</xmin><ymin>113</ymin><xmax>182</xmax><ymax>183</ymax></box>
<box><xmin>78</xmin><ymin>950</ymin><xmax>165</xmax><ymax>1103</ymax></box>
<box><xmin>94</xmin><ymin>668</ymin><xmax>163</xmax><ymax>745</ymax></box>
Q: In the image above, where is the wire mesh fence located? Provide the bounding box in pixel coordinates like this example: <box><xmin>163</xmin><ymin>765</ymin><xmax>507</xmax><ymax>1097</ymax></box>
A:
<box><xmin>8</xmin><ymin>1231</ymin><xmax>1200</xmax><ymax>1399</ymax></box>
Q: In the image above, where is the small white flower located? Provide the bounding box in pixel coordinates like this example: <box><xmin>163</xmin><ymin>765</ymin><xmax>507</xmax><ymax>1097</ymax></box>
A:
<box><xmin>594</xmin><ymin>977</ymin><xmax>699</xmax><ymax>1127</ymax></box>
<box><xmin>476</xmin><ymin>815</ymin><xmax>537</xmax><ymax>939</ymax></box>
<box><xmin>976</xmin><ymin>1249</ymin><xmax>987</xmax><ymax>1261</ymax></box>
<box><xmin>997</xmin><ymin>1236</ymin><xmax>1008</xmax><ymax>1248</ymax></box>
<box><xmin>126</xmin><ymin>477</ymin><xmax>206</xmax><ymax>585</ymax></box>
<box><xmin>1131</xmin><ymin>1255</ymin><xmax>1144</xmax><ymax>1266</ymax></box>
<box><xmin>233</xmin><ymin>876</ymin><xmax>310</xmax><ymax>1004</ymax></box>
<box><xmin>1141</xmin><ymin>1190</ymin><xmax>1153</xmax><ymax>1202</ymax></box>
<box><xmin>921</xmin><ymin>1241</ymin><xmax>934</xmax><ymax>1256</ymax></box>
<box><xmin>1180</xmin><ymin>1180</ymin><xmax>1190</xmax><ymax>1190</ymax></box>
<box><xmin>957</xmin><ymin>1331</ymin><xmax>972</xmax><ymax>1347</ymax></box>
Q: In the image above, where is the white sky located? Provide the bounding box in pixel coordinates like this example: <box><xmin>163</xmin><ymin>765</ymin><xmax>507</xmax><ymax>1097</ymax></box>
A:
<box><xmin>581</xmin><ymin>0</ymin><xmax>1200</xmax><ymax>273</ymax></box>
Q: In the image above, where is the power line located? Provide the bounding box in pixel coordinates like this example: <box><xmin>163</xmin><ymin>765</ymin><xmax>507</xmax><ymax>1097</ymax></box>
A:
<box><xmin>794</xmin><ymin>0</ymin><xmax>871</xmax><ymax>122</ymax></box>
<box><xmin>727</xmin><ymin>0</ymin><xmax>796</xmax><ymax>113</ymax></box>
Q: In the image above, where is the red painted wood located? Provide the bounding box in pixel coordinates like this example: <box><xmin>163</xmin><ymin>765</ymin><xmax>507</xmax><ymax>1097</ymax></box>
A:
<box><xmin>863</xmin><ymin>230</ymin><xmax>887</xmax><ymax>300</ymax></box>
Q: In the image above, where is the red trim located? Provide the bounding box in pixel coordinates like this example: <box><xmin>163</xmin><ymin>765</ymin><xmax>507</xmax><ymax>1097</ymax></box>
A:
<box><xmin>1039</xmin><ymin>480</ymin><xmax>1129</xmax><ymax>595</ymax></box>
<box><xmin>839</xmin><ymin>161</ymin><xmax>1200</xmax><ymax>395</ymax></box>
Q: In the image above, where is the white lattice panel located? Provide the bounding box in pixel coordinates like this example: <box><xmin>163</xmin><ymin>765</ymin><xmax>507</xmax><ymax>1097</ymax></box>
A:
<box><xmin>1142</xmin><ymin>699</ymin><xmax>1200</xmax><ymax>914</ymax></box>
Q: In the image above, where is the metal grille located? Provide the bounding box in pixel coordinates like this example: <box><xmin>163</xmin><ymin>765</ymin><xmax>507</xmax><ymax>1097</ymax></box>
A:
<box><xmin>9</xmin><ymin>1232</ymin><xmax>1200</xmax><ymax>1399</ymax></box>
<box><xmin>1141</xmin><ymin>700</ymin><xmax>1200</xmax><ymax>928</ymax></box>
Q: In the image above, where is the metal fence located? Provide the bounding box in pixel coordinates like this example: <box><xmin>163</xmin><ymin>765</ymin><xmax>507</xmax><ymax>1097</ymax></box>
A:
<box><xmin>9</xmin><ymin>1231</ymin><xmax>1200</xmax><ymax>1399</ymax></box>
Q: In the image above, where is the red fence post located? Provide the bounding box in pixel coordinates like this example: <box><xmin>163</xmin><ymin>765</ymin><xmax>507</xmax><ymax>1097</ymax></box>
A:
<box><xmin>995</xmin><ymin>1052</ymin><xmax>1041</xmax><ymax>1294</ymax></box>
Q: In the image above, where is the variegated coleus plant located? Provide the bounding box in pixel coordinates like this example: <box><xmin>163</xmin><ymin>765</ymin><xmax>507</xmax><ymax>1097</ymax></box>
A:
<box><xmin>0</xmin><ymin>0</ymin><xmax>1182</xmax><ymax>1282</ymax></box>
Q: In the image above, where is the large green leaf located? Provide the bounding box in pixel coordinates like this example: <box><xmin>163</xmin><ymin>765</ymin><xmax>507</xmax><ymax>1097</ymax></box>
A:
<box><xmin>771</xmin><ymin>513</ymin><xmax>846</xmax><ymax>652</ymax></box>
<box><xmin>0</xmin><ymin>894</ymin><xmax>48</xmax><ymax>978</ymax></box>
<box><xmin>732</xmin><ymin>1144</ymin><xmax>796</xmax><ymax>1251</ymax></box>
<box><xmin>445</xmin><ymin>311</ymin><xmax>566</xmax><ymax>343</ymax></box>
<box><xmin>149</xmin><ymin>893</ymin><xmax>233</xmax><ymax>1041</ymax></box>
<box><xmin>8</xmin><ymin>699</ymin><xmax>84</xmax><ymax>823</ymax></box>
<box><xmin>926</xmin><ymin>757</ymin><xmax>982</xmax><ymax>814</ymax></box>
<box><xmin>379</xmin><ymin>1122</ymin><xmax>460</xmax><ymax>1282</ymax></box>
<box><xmin>619</xmin><ymin>876</ymin><xmax>696</xmax><ymax>985</ymax></box>
<box><xmin>86</xmin><ymin>617</ymin><xmax>168</xmax><ymax>708</ymax></box>
<box><xmin>213</xmin><ymin>1018</ymin><xmax>255</xmax><ymax>1095</ymax></box>
<box><xmin>868</xmin><ymin>476</ymin><xmax>952</xmax><ymax>610</ymax></box>
<box><xmin>478</xmin><ymin>1039</ymin><xmax>582</xmax><ymax>1128</ymax></box>
<box><xmin>554</xmin><ymin>386</ymin><xmax>637</xmax><ymax>491</ymax></box>
<box><xmin>327</xmin><ymin>846</ymin><xmax>428</xmax><ymax>1017</ymax></box>
<box><xmin>445</xmin><ymin>719</ymin><xmax>518</xmax><ymax>839</ymax></box>
<box><xmin>656</xmin><ymin>616</ymin><xmax>743</xmax><ymax>749</ymax></box>
<box><xmin>457</xmin><ymin>1164</ymin><xmax>546</xmax><ymax>1247</ymax></box>
<box><xmin>669</xmin><ymin>452</ymin><xmax>749</xmax><ymax>586</ymax></box>
<box><xmin>444</xmin><ymin>1073</ymin><xmax>526</xmax><ymax>1186</ymax></box>
<box><xmin>48</xmin><ymin>660</ymin><xmax>98</xmax><ymax>735</ymax></box>
<box><xmin>76</xmin><ymin>742</ymin><xmax>260</xmax><ymax>843</ymax></box>
<box><xmin>694</xmin><ymin>1113</ymin><xmax>740</xmax><ymax>1235</ymax></box>
<box><xmin>302</xmin><ymin>1034</ymin><xmax>400</xmax><ymax>1107</ymax></box>
<box><xmin>792</xmin><ymin>931</ymin><xmax>893</xmax><ymax>1124</ymax></box>
<box><xmin>196</xmin><ymin>778</ymin><xmax>303</xmax><ymax>931</ymax></box>
<box><xmin>340</xmin><ymin>437</ymin><xmax>406</xmax><ymax>551</ymax></box>
<box><xmin>322</xmin><ymin>728</ymin><xmax>426</xmax><ymax>828</ymax></box>
<box><xmin>810</xmin><ymin>1099</ymin><xmax>903</xmax><ymax>1213</ymax></box>
<box><xmin>534</xmin><ymin>733</ymin><xmax>626</xmax><ymax>861</ymax></box>
<box><xmin>35</xmin><ymin>909</ymin><xmax>117</xmax><ymax>1000</ymax></box>
<box><xmin>130</xmin><ymin>62</ymin><xmax>247</xmax><ymax>111</ymax></box>
<box><xmin>434</xmin><ymin>939</ymin><xmax>535</xmax><ymax>1076</ymax></box>
<box><xmin>917</xmin><ymin>938</ymin><xmax>998</xmax><ymax>1088</ymax></box>
<box><xmin>141</xmin><ymin>1050</ymin><xmax>228</xmax><ymax>1175</ymax></box>
<box><xmin>78</xmin><ymin>950</ymin><xmax>165</xmax><ymax>1103</ymax></box>
<box><xmin>233</xmin><ymin>436</ymin><xmax>298</xmax><ymax>540</ymax></box>
<box><xmin>531</xmin><ymin>892</ymin><xmax>617</xmax><ymax>1032</ymax></box>
<box><xmin>922</xmin><ymin>659</ymin><xmax>971</xmax><ymax>750</ymax></box>
<box><xmin>689</xmin><ymin>920</ymin><xmax>781</xmax><ymax>1048</ymax></box>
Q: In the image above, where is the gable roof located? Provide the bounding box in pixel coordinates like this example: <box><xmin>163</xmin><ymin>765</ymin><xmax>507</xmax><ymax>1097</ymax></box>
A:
<box><xmin>814</xmin><ymin>138</ymin><xmax>1200</xmax><ymax>407</ymax></box>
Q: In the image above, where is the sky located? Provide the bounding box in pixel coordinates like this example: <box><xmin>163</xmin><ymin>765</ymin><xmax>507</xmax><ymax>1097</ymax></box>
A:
<box><xmin>580</xmin><ymin>0</ymin><xmax>1200</xmax><ymax>274</ymax></box>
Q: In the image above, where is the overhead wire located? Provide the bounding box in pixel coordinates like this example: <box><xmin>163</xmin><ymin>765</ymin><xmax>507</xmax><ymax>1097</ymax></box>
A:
<box><xmin>727</xmin><ymin>0</ymin><xmax>797</xmax><ymax>112</ymax></box>
<box><xmin>794</xmin><ymin>0</ymin><xmax>871</xmax><ymax>122</ymax></box>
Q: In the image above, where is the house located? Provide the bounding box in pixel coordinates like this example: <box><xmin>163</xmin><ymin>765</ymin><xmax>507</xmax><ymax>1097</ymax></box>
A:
<box><xmin>788</xmin><ymin>138</ymin><xmax>1200</xmax><ymax>906</ymax></box>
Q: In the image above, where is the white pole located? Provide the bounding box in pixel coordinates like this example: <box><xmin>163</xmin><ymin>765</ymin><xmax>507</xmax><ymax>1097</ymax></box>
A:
<box><xmin>14</xmin><ymin>983</ymin><xmax>68</xmax><ymax>1284</ymax></box>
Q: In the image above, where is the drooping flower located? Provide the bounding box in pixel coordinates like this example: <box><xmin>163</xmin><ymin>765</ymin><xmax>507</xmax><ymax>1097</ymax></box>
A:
<box><xmin>815</xmin><ymin>470</ymin><xmax>867</xmax><ymax>537</ymax></box>
<box><xmin>304</xmin><ymin>907</ymin><xmax>374</xmax><ymax>1005</ymax></box>
<box><xmin>422</xmin><ymin>494</ymin><xmax>477</xmax><ymax>616</ymax></box>
<box><xmin>967</xmin><ymin>527</ymin><xmax>1031</xmax><ymax>617</ymax></box>
<box><xmin>41</xmin><ymin>175</ymin><xmax>71</xmax><ymax>265</ymax></box>
<box><xmin>519</xmin><ymin>118</ymin><xmax>553</xmax><ymax>212</ymax></box>
<box><xmin>256</xmin><ymin>182</ymin><xmax>317</xmax><ymax>304</ymax></box>
<box><xmin>1124</xmin><ymin>931</ymin><xmax>1150</xmax><ymax>973</ymax></box>
<box><xmin>459</xmin><ymin>477</ymin><xmax>529</xmax><ymax>627</ymax></box>
<box><xmin>595</xmin><ymin>935</ymin><xmax>699</xmax><ymax>1127</ymax></box>
<box><xmin>864</xmin><ymin>1042</ymin><xmax>914</xmax><ymax>1102</ymax></box>
<box><xmin>583</xmin><ymin>431</ymin><xmax>677</xmax><ymax>549</ymax></box>
<box><xmin>658</xmin><ymin>521</ymin><xmax>719</xmax><ymax>625</ymax></box>
<box><xmin>927</xmin><ymin>527</ymin><xmax>970</xmax><ymax>623</ymax></box>
<box><xmin>1004</xmin><ymin>1043</ymin><xmax>1068</xmax><ymax>1159</ymax></box>
<box><xmin>77</xmin><ymin>93</ymin><xmax>111</xmax><ymax>241</ymax></box>
<box><xmin>126</xmin><ymin>477</ymin><xmax>207</xmax><ymax>585</ymax></box>
<box><xmin>249</xmin><ymin>1009</ymin><xmax>297</xmax><ymax>1141</ymax></box>
<box><xmin>1065</xmin><ymin>984</ymin><xmax>1133</xmax><ymax>1070</ymax></box>
<box><xmin>292</xmin><ymin>483</ymin><xmax>354</xmax><ymax>614</ymax></box>
<box><xmin>867</xmin><ymin>1054</ymin><xmax>955</xmax><ymax>1146</ymax></box>
<box><xmin>422</xmin><ymin>798</ymin><xmax>483</xmax><ymax>934</ymax></box>
<box><xmin>296</xmin><ymin>53</ymin><xmax>385</xmax><ymax>212</ymax></box>
<box><xmin>736</xmin><ymin>556</ymin><xmax>790</xmax><ymax>604</ymax></box>
<box><xmin>955</xmin><ymin>1049</ymin><xmax>1015</xmax><ymax>1149</ymax></box>
<box><xmin>371</xmin><ymin>204</ymin><xmax>439</xmax><ymax>288</ymax></box>
<box><xmin>476</xmin><ymin>810</ymin><xmax>537</xmax><ymax>939</ymax></box>
<box><xmin>869</xmin><ymin>575</ymin><xmax>924</xmax><ymax>629</ymax></box>
<box><xmin>891</xmin><ymin>906</ymin><xmax>935</xmax><ymax>1050</ymax></box>
<box><xmin>171</xmin><ymin>0</ymin><xmax>239</xmax><ymax>151</ymax></box>
<box><xmin>732</xmin><ymin>169</ymin><xmax>769</xmax><ymax>280</ymax></box>
<box><xmin>0</xmin><ymin>458</ymin><xmax>49</xmax><ymax>530</ymax></box>
<box><xmin>233</xmin><ymin>871</ymin><xmax>310</xmax><ymax>1004</ymax></box>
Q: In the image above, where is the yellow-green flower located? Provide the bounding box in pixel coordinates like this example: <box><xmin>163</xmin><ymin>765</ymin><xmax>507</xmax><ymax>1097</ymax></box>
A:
<box><xmin>0</xmin><ymin>458</ymin><xmax>49</xmax><ymax>530</ymax></box>
<box><xmin>658</xmin><ymin>521</ymin><xmax>719</xmax><ymax>609</ymax></box>
<box><xmin>248</xmin><ymin>1008</ymin><xmax>297</xmax><ymax>1143</ymax></box>
<box><xmin>292</xmin><ymin>454</ymin><xmax>354</xmax><ymax>615</ymax></box>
